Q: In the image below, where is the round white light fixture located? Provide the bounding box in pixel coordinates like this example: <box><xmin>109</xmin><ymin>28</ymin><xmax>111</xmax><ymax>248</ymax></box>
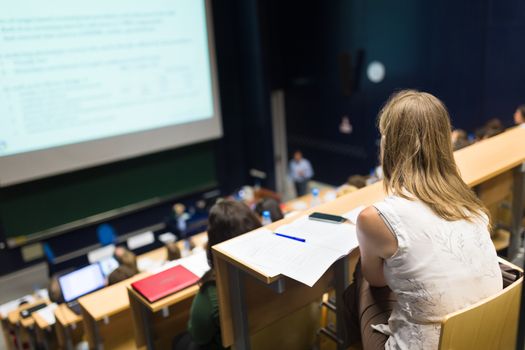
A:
<box><xmin>367</xmin><ymin>61</ymin><xmax>385</xmax><ymax>83</ymax></box>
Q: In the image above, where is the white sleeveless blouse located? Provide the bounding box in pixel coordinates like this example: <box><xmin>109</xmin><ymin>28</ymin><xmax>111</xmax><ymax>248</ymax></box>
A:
<box><xmin>372</xmin><ymin>195</ymin><xmax>502</xmax><ymax>350</ymax></box>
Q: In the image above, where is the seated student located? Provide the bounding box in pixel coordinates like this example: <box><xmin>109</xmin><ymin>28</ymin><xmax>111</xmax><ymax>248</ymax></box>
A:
<box><xmin>108</xmin><ymin>265</ymin><xmax>137</xmax><ymax>285</ymax></box>
<box><xmin>451</xmin><ymin>128</ymin><xmax>470</xmax><ymax>150</ymax></box>
<box><xmin>254</xmin><ymin>198</ymin><xmax>284</xmax><ymax>223</ymax></box>
<box><xmin>347</xmin><ymin>175</ymin><xmax>367</xmax><ymax>189</ymax></box>
<box><xmin>514</xmin><ymin>105</ymin><xmax>525</xmax><ymax>126</ymax></box>
<box><xmin>114</xmin><ymin>247</ymin><xmax>138</xmax><ymax>274</ymax></box>
<box><xmin>166</xmin><ymin>242</ymin><xmax>182</xmax><ymax>261</ymax></box>
<box><xmin>47</xmin><ymin>274</ymin><xmax>64</xmax><ymax>303</ymax></box>
<box><xmin>345</xmin><ymin>90</ymin><xmax>502</xmax><ymax>350</ymax></box>
<box><xmin>106</xmin><ymin>247</ymin><xmax>139</xmax><ymax>285</ymax></box>
<box><xmin>173</xmin><ymin>200</ymin><xmax>261</xmax><ymax>350</ymax></box>
<box><xmin>482</xmin><ymin>118</ymin><xmax>504</xmax><ymax>139</ymax></box>
<box><xmin>338</xmin><ymin>174</ymin><xmax>369</xmax><ymax>197</ymax></box>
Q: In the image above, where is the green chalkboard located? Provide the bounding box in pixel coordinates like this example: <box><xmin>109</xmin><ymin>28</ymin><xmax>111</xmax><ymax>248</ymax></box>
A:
<box><xmin>0</xmin><ymin>142</ymin><xmax>216</xmax><ymax>246</ymax></box>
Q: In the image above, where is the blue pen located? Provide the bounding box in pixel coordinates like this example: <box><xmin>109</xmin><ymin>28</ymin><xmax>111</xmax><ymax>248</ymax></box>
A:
<box><xmin>274</xmin><ymin>232</ymin><xmax>306</xmax><ymax>243</ymax></box>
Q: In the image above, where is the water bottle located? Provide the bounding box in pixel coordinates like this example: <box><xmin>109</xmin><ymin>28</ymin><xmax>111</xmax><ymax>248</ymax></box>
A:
<box><xmin>262</xmin><ymin>210</ymin><xmax>272</xmax><ymax>226</ymax></box>
<box><xmin>311</xmin><ymin>188</ymin><xmax>321</xmax><ymax>207</ymax></box>
<box><xmin>182</xmin><ymin>239</ymin><xmax>191</xmax><ymax>257</ymax></box>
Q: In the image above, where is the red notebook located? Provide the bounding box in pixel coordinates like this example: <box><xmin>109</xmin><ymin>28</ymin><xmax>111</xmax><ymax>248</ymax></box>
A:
<box><xmin>131</xmin><ymin>265</ymin><xmax>200</xmax><ymax>303</ymax></box>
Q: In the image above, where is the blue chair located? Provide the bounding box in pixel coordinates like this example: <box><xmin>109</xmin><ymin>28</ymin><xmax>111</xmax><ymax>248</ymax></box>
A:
<box><xmin>97</xmin><ymin>224</ymin><xmax>117</xmax><ymax>246</ymax></box>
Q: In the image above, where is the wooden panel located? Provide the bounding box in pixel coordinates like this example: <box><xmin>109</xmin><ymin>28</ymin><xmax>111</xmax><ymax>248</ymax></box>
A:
<box><xmin>54</xmin><ymin>304</ymin><xmax>83</xmax><ymax>348</ymax></box>
<box><xmin>127</xmin><ymin>287</ymin><xmax>195</xmax><ymax>349</ymax></box>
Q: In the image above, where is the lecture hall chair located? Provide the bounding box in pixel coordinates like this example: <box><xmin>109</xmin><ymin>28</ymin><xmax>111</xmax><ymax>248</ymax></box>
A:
<box><xmin>438</xmin><ymin>258</ymin><xmax>523</xmax><ymax>350</ymax></box>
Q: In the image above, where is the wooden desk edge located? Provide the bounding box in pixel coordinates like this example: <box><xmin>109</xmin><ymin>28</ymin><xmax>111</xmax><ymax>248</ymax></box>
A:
<box><xmin>126</xmin><ymin>284</ymin><xmax>199</xmax><ymax>313</ymax></box>
<box><xmin>32</xmin><ymin>312</ymin><xmax>51</xmax><ymax>330</ymax></box>
<box><xmin>212</xmin><ymin>247</ymin><xmax>281</xmax><ymax>285</ymax></box>
<box><xmin>54</xmin><ymin>304</ymin><xmax>81</xmax><ymax>325</ymax></box>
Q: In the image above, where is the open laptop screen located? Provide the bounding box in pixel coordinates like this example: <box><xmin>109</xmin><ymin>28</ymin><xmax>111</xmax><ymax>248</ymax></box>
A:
<box><xmin>58</xmin><ymin>264</ymin><xmax>106</xmax><ymax>302</ymax></box>
<box><xmin>98</xmin><ymin>257</ymin><xmax>119</xmax><ymax>277</ymax></box>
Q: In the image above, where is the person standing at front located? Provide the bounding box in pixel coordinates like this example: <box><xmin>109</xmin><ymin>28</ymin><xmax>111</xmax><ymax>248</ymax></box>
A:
<box><xmin>289</xmin><ymin>150</ymin><xmax>314</xmax><ymax>196</ymax></box>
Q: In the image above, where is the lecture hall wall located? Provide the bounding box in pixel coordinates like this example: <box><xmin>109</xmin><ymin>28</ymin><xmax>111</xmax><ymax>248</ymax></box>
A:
<box><xmin>260</xmin><ymin>0</ymin><xmax>525</xmax><ymax>185</ymax></box>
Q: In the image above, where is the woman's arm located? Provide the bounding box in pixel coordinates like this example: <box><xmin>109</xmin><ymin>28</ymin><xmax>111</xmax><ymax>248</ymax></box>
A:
<box><xmin>356</xmin><ymin>206</ymin><xmax>398</xmax><ymax>287</ymax></box>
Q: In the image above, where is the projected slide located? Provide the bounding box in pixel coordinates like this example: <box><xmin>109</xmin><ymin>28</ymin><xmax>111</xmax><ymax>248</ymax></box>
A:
<box><xmin>0</xmin><ymin>0</ymin><xmax>214</xmax><ymax>157</ymax></box>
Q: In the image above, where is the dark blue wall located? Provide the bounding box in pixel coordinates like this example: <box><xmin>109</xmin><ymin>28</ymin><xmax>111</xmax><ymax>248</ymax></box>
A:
<box><xmin>263</xmin><ymin>0</ymin><xmax>525</xmax><ymax>185</ymax></box>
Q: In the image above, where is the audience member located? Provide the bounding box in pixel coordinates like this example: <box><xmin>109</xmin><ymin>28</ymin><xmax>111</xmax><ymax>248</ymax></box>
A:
<box><xmin>337</xmin><ymin>175</ymin><xmax>368</xmax><ymax>197</ymax></box>
<box><xmin>107</xmin><ymin>265</ymin><xmax>137</xmax><ymax>286</ymax></box>
<box><xmin>345</xmin><ymin>90</ymin><xmax>502</xmax><ymax>349</ymax></box>
<box><xmin>347</xmin><ymin>175</ymin><xmax>367</xmax><ymax>189</ymax></box>
<box><xmin>289</xmin><ymin>150</ymin><xmax>314</xmax><ymax>196</ymax></box>
<box><xmin>47</xmin><ymin>274</ymin><xmax>64</xmax><ymax>304</ymax></box>
<box><xmin>483</xmin><ymin>118</ymin><xmax>504</xmax><ymax>139</ymax></box>
<box><xmin>451</xmin><ymin>129</ymin><xmax>470</xmax><ymax>150</ymax></box>
<box><xmin>114</xmin><ymin>247</ymin><xmax>138</xmax><ymax>274</ymax></box>
<box><xmin>514</xmin><ymin>105</ymin><xmax>525</xmax><ymax>126</ymax></box>
<box><xmin>254</xmin><ymin>198</ymin><xmax>284</xmax><ymax>223</ymax></box>
<box><xmin>166</xmin><ymin>242</ymin><xmax>182</xmax><ymax>261</ymax></box>
<box><xmin>173</xmin><ymin>200</ymin><xmax>261</xmax><ymax>350</ymax></box>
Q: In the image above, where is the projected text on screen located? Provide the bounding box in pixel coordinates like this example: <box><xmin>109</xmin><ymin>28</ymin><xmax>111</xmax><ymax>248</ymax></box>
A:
<box><xmin>0</xmin><ymin>0</ymin><xmax>214</xmax><ymax>157</ymax></box>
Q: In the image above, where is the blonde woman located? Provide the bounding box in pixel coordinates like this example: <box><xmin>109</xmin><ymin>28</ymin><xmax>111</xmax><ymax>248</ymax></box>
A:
<box><xmin>348</xmin><ymin>90</ymin><xmax>502</xmax><ymax>349</ymax></box>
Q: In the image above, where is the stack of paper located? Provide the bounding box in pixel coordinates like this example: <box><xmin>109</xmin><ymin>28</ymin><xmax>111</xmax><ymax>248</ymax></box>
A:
<box><xmin>217</xmin><ymin>215</ymin><xmax>360</xmax><ymax>287</ymax></box>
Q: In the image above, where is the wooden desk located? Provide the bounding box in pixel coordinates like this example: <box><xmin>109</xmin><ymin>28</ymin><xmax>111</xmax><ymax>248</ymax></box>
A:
<box><xmin>127</xmin><ymin>284</ymin><xmax>199</xmax><ymax>350</ymax></box>
<box><xmin>213</xmin><ymin>127</ymin><xmax>525</xmax><ymax>350</ymax></box>
<box><xmin>1</xmin><ymin>315</ymin><xmax>16</xmax><ymax>350</ymax></box>
<box><xmin>54</xmin><ymin>304</ymin><xmax>83</xmax><ymax>350</ymax></box>
<box><xmin>33</xmin><ymin>311</ymin><xmax>58</xmax><ymax>350</ymax></box>
<box><xmin>282</xmin><ymin>187</ymin><xmax>336</xmax><ymax>213</ymax></box>
<box><xmin>78</xmin><ymin>231</ymin><xmax>208</xmax><ymax>350</ymax></box>
<box><xmin>79</xmin><ymin>273</ymin><xmax>147</xmax><ymax>350</ymax></box>
<box><xmin>7</xmin><ymin>301</ymin><xmax>49</xmax><ymax>350</ymax></box>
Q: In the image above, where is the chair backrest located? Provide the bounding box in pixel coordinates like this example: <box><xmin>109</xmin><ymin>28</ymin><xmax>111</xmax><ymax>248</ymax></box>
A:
<box><xmin>97</xmin><ymin>224</ymin><xmax>117</xmax><ymax>246</ymax></box>
<box><xmin>438</xmin><ymin>260</ymin><xmax>523</xmax><ymax>350</ymax></box>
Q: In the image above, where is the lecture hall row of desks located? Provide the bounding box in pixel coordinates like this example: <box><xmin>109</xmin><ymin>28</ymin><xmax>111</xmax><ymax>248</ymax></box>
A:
<box><xmin>0</xmin><ymin>186</ymin><xmax>329</xmax><ymax>350</ymax></box>
<box><xmin>2</xmin><ymin>127</ymin><xmax>525</xmax><ymax>350</ymax></box>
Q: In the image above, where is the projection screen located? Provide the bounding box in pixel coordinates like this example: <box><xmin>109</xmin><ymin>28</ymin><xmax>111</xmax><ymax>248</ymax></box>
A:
<box><xmin>0</xmin><ymin>0</ymin><xmax>222</xmax><ymax>186</ymax></box>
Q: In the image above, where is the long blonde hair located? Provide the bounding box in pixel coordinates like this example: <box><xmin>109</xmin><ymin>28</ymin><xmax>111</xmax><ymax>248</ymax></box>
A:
<box><xmin>378</xmin><ymin>90</ymin><xmax>490</xmax><ymax>224</ymax></box>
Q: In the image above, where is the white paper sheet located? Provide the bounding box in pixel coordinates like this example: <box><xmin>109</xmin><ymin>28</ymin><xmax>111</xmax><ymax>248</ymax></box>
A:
<box><xmin>276</xmin><ymin>216</ymin><xmax>359</xmax><ymax>254</ymax></box>
<box><xmin>343</xmin><ymin>205</ymin><xmax>366</xmax><ymax>224</ymax></box>
<box><xmin>35</xmin><ymin>303</ymin><xmax>58</xmax><ymax>325</ymax></box>
<box><xmin>179</xmin><ymin>251</ymin><xmax>210</xmax><ymax>278</ymax></box>
<box><xmin>137</xmin><ymin>257</ymin><xmax>164</xmax><ymax>273</ymax></box>
<box><xmin>149</xmin><ymin>250</ymin><xmax>210</xmax><ymax>278</ymax></box>
<box><xmin>217</xmin><ymin>219</ymin><xmax>359</xmax><ymax>287</ymax></box>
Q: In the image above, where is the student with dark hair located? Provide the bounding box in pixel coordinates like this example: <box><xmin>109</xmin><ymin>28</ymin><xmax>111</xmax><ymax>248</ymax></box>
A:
<box><xmin>48</xmin><ymin>274</ymin><xmax>64</xmax><ymax>304</ymax></box>
<box><xmin>114</xmin><ymin>247</ymin><xmax>138</xmax><ymax>274</ymax></box>
<box><xmin>107</xmin><ymin>265</ymin><xmax>136</xmax><ymax>286</ymax></box>
<box><xmin>347</xmin><ymin>175</ymin><xmax>367</xmax><ymax>189</ymax></box>
<box><xmin>173</xmin><ymin>200</ymin><xmax>261</xmax><ymax>350</ymax></box>
<box><xmin>514</xmin><ymin>105</ymin><xmax>525</xmax><ymax>126</ymax></box>
<box><xmin>483</xmin><ymin>118</ymin><xmax>504</xmax><ymax>139</ymax></box>
<box><xmin>254</xmin><ymin>198</ymin><xmax>284</xmax><ymax>223</ymax></box>
<box><xmin>166</xmin><ymin>242</ymin><xmax>182</xmax><ymax>261</ymax></box>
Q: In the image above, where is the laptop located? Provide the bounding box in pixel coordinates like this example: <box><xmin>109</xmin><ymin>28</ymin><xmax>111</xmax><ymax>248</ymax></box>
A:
<box><xmin>131</xmin><ymin>265</ymin><xmax>200</xmax><ymax>303</ymax></box>
<box><xmin>58</xmin><ymin>264</ymin><xmax>106</xmax><ymax>315</ymax></box>
<box><xmin>98</xmin><ymin>257</ymin><xmax>119</xmax><ymax>277</ymax></box>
